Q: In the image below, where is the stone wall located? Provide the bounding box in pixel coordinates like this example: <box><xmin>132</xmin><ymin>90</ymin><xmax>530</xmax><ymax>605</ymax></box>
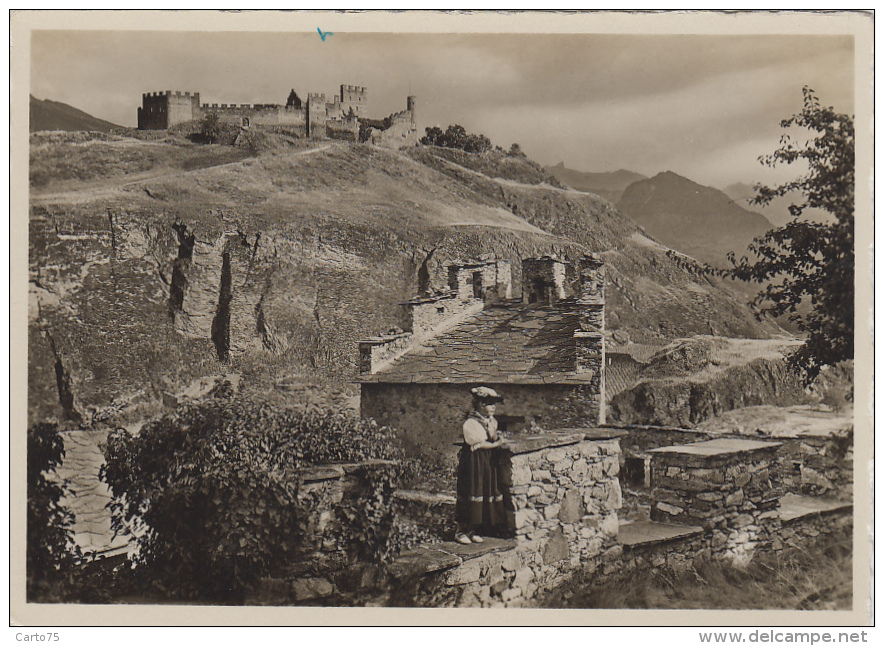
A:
<box><xmin>777</xmin><ymin>431</ymin><xmax>853</xmax><ymax>499</ymax></box>
<box><xmin>250</xmin><ymin>459</ymin><xmax>403</xmax><ymax>604</ymax></box>
<box><xmin>394</xmin><ymin>430</ymin><xmax>623</xmax><ymax>607</ymax></box>
<box><xmin>372</xmin><ymin>111</ymin><xmax>420</xmax><ymax>149</ymax></box>
<box><xmin>405</xmin><ymin>292</ymin><xmax>483</xmax><ymax>339</ymax></box>
<box><xmin>606</xmin><ymin>498</ymin><xmax>852</xmax><ymax>588</ymax></box>
<box><xmin>777</xmin><ymin>499</ymin><xmax>852</xmax><ymax>551</ymax></box>
<box><xmin>358</xmin><ymin>332</ymin><xmax>413</xmax><ymax>374</ymax></box>
<box><xmin>649</xmin><ymin>438</ymin><xmax>783</xmax><ymax>564</ymax></box>
<box><xmin>360</xmin><ymin>382</ymin><xmax>607</xmax><ymax>459</ymax></box>
<box><xmin>200</xmin><ymin>104</ymin><xmax>307</xmax><ymax>128</ymax></box>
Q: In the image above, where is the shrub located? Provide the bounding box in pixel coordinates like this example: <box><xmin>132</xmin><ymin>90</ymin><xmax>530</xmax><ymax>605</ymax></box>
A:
<box><xmin>101</xmin><ymin>384</ymin><xmax>411</xmax><ymax>602</ymax></box>
<box><xmin>421</xmin><ymin>124</ymin><xmax>492</xmax><ymax>153</ymax></box>
<box><xmin>199</xmin><ymin>112</ymin><xmax>222</xmax><ymax>144</ymax></box>
<box><xmin>27</xmin><ymin>422</ymin><xmax>81</xmax><ymax>600</ymax></box>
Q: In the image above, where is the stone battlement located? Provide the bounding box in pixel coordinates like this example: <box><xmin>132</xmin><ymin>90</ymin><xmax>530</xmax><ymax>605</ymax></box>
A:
<box><xmin>137</xmin><ymin>81</ymin><xmax>415</xmax><ymax>142</ymax></box>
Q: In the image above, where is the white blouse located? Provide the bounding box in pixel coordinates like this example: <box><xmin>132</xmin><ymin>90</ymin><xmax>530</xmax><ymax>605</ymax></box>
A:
<box><xmin>463</xmin><ymin>414</ymin><xmax>498</xmax><ymax>446</ymax></box>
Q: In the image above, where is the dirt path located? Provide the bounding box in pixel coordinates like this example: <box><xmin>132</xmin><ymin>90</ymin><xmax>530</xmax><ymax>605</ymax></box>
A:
<box><xmin>30</xmin><ymin>144</ymin><xmax>333</xmax><ymax>206</ymax></box>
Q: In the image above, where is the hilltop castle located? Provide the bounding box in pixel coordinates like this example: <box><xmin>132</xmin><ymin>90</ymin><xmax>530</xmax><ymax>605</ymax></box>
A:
<box><xmin>137</xmin><ymin>84</ymin><xmax>419</xmax><ymax>147</ymax></box>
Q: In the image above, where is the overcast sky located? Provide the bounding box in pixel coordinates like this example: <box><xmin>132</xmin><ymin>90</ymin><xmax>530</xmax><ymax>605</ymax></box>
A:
<box><xmin>31</xmin><ymin>30</ymin><xmax>854</xmax><ymax>190</ymax></box>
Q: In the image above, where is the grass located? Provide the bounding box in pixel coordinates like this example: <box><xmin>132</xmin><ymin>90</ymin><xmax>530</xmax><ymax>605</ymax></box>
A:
<box><xmin>29</xmin><ymin>135</ymin><xmax>254</xmax><ymax>190</ymax></box>
<box><xmin>539</xmin><ymin>535</ymin><xmax>852</xmax><ymax>610</ymax></box>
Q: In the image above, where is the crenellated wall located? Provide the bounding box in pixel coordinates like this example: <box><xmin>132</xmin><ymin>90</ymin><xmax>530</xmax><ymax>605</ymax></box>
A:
<box><xmin>138</xmin><ymin>91</ymin><xmax>200</xmax><ymax>130</ymax></box>
<box><xmin>199</xmin><ymin>104</ymin><xmax>307</xmax><ymax>128</ymax></box>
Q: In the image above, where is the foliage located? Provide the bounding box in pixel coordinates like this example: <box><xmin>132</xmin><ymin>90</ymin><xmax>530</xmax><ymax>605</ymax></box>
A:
<box><xmin>508</xmin><ymin>143</ymin><xmax>526</xmax><ymax>157</ymax></box>
<box><xmin>723</xmin><ymin>87</ymin><xmax>854</xmax><ymax>381</ymax></box>
<box><xmin>421</xmin><ymin>124</ymin><xmax>492</xmax><ymax>153</ymax></box>
<box><xmin>100</xmin><ymin>384</ymin><xmax>409</xmax><ymax>601</ymax></box>
<box><xmin>199</xmin><ymin>112</ymin><xmax>223</xmax><ymax>144</ymax></box>
<box><xmin>332</xmin><ymin>464</ymin><xmax>403</xmax><ymax>567</ymax></box>
<box><xmin>27</xmin><ymin>422</ymin><xmax>81</xmax><ymax>600</ymax></box>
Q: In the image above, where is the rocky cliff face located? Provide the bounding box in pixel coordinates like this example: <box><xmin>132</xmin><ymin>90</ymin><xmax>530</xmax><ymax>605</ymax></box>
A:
<box><xmin>27</xmin><ymin>137</ymin><xmax>783</xmax><ymax>428</ymax></box>
<box><xmin>609</xmin><ymin>356</ymin><xmax>807</xmax><ymax>428</ymax></box>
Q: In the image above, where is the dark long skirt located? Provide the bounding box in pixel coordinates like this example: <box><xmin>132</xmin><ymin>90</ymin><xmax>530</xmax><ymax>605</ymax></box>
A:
<box><xmin>455</xmin><ymin>445</ymin><xmax>516</xmax><ymax>537</ymax></box>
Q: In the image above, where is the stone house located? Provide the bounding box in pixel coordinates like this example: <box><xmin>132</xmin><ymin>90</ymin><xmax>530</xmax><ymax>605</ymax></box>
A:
<box><xmin>357</xmin><ymin>255</ymin><xmax>606</xmax><ymax>458</ymax></box>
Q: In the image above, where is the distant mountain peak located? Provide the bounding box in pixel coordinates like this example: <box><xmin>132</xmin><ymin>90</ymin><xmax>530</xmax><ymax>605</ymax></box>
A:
<box><xmin>617</xmin><ymin>172</ymin><xmax>773</xmax><ymax>268</ymax></box>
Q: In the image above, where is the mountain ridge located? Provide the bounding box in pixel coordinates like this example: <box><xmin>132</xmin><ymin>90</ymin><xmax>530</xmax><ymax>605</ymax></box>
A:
<box><xmin>30</xmin><ymin>95</ymin><xmax>122</xmax><ymax>133</ymax></box>
<box><xmin>544</xmin><ymin>163</ymin><xmax>647</xmax><ymax>203</ymax></box>
<box><xmin>617</xmin><ymin>170</ymin><xmax>774</xmax><ymax>268</ymax></box>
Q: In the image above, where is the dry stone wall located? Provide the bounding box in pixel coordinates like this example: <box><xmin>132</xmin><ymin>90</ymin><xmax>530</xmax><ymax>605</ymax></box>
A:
<box><xmin>649</xmin><ymin>438</ymin><xmax>783</xmax><ymax>564</ymax></box>
<box><xmin>776</xmin><ymin>431</ymin><xmax>853</xmax><ymax>499</ymax></box>
<box><xmin>394</xmin><ymin>430</ymin><xmax>624</xmax><ymax>607</ymax></box>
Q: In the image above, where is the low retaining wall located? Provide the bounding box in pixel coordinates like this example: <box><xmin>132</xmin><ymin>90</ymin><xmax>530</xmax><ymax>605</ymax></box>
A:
<box><xmin>777</xmin><ymin>431</ymin><xmax>853</xmax><ymax>499</ymax></box>
<box><xmin>392</xmin><ymin>429</ymin><xmax>625</xmax><ymax>607</ymax></box>
<box><xmin>252</xmin><ymin>459</ymin><xmax>404</xmax><ymax>604</ymax></box>
<box><xmin>607</xmin><ymin>496</ymin><xmax>851</xmax><ymax>586</ymax></box>
<box><xmin>251</xmin><ymin>434</ymin><xmax>852</xmax><ymax>607</ymax></box>
<box><xmin>649</xmin><ymin>438</ymin><xmax>783</xmax><ymax>563</ymax></box>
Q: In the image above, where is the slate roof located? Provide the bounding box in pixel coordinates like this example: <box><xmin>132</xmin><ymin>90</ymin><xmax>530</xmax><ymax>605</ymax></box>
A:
<box><xmin>359</xmin><ymin>298</ymin><xmax>596</xmax><ymax>385</ymax></box>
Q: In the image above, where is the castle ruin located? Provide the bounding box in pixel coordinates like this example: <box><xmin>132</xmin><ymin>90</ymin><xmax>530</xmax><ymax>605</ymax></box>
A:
<box><xmin>137</xmin><ymin>84</ymin><xmax>418</xmax><ymax>147</ymax></box>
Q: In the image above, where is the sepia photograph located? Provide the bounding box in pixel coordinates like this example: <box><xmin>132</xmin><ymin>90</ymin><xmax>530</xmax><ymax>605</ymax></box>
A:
<box><xmin>9</xmin><ymin>9</ymin><xmax>873</xmax><ymax>627</ymax></box>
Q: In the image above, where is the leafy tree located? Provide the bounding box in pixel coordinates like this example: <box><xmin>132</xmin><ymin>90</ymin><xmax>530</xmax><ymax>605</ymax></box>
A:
<box><xmin>27</xmin><ymin>422</ymin><xmax>81</xmax><ymax>599</ymax></box>
<box><xmin>199</xmin><ymin>112</ymin><xmax>222</xmax><ymax>144</ymax></box>
<box><xmin>725</xmin><ymin>87</ymin><xmax>854</xmax><ymax>381</ymax></box>
<box><xmin>421</xmin><ymin>126</ymin><xmax>444</xmax><ymax>146</ymax></box>
<box><xmin>508</xmin><ymin>143</ymin><xmax>525</xmax><ymax>157</ymax></box>
<box><xmin>420</xmin><ymin>124</ymin><xmax>492</xmax><ymax>153</ymax></box>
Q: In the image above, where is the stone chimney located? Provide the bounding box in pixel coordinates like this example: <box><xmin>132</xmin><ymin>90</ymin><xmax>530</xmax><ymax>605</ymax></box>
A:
<box><xmin>448</xmin><ymin>258</ymin><xmax>512</xmax><ymax>303</ymax></box>
<box><xmin>358</xmin><ymin>258</ymin><xmax>510</xmax><ymax>374</ymax></box>
<box><xmin>574</xmin><ymin>253</ymin><xmax>605</xmax><ymax>424</ymax></box>
<box><xmin>522</xmin><ymin>257</ymin><xmax>566</xmax><ymax>306</ymax></box>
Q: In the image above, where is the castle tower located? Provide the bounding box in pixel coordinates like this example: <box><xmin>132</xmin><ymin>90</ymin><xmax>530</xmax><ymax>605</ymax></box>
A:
<box><xmin>138</xmin><ymin>91</ymin><xmax>200</xmax><ymax>130</ymax></box>
<box><xmin>407</xmin><ymin>95</ymin><xmax>417</xmax><ymax>128</ymax></box>
<box><xmin>306</xmin><ymin>93</ymin><xmax>328</xmax><ymax>139</ymax></box>
<box><xmin>340</xmin><ymin>84</ymin><xmax>367</xmax><ymax>117</ymax></box>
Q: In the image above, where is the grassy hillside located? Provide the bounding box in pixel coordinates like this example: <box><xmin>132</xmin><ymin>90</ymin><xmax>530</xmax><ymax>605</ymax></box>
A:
<box><xmin>30</xmin><ymin>95</ymin><xmax>122</xmax><ymax>133</ymax></box>
<box><xmin>28</xmin><ymin>136</ymin><xmax>780</xmax><ymax>427</ymax></box>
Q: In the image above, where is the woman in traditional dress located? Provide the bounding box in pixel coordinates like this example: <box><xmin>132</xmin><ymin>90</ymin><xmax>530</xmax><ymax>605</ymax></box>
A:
<box><xmin>454</xmin><ymin>386</ymin><xmax>516</xmax><ymax>544</ymax></box>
